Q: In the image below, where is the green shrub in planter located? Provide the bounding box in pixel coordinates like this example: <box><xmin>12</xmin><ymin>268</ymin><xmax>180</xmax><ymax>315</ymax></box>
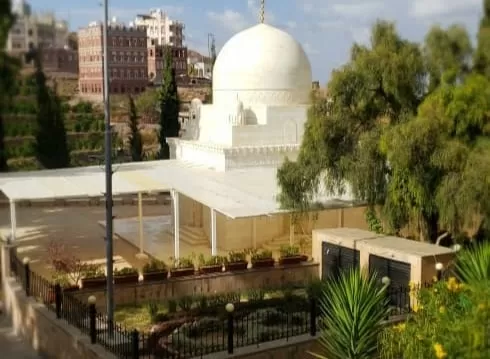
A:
<box><xmin>198</xmin><ymin>254</ymin><xmax>226</xmax><ymax>273</ymax></box>
<box><xmin>250</xmin><ymin>249</ymin><xmax>275</xmax><ymax>268</ymax></box>
<box><xmin>168</xmin><ymin>299</ymin><xmax>178</xmax><ymax>313</ymax></box>
<box><xmin>178</xmin><ymin>295</ymin><xmax>194</xmax><ymax>312</ymax></box>
<box><xmin>279</xmin><ymin>245</ymin><xmax>304</xmax><ymax>265</ymax></box>
<box><xmin>169</xmin><ymin>255</ymin><xmax>195</xmax><ymax>277</ymax></box>
<box><xmin>114</xmin><ymin>266</ymin><xmax>139</xmax><ymax>284</ymax></box>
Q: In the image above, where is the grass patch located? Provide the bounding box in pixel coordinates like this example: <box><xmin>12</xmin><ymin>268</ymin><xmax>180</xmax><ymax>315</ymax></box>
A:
<box><xmin>114</xmin><ymin>304</ymin><xmax>154</xmax><ymax>332</ymax></box>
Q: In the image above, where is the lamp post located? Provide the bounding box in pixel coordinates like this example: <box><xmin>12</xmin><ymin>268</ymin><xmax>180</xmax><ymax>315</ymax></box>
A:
<box><xmin>102</xmin><ymin>0</ymin><xmax>114</xmax><ymax>332</ymax></box>
<box><xmin>435</xmin><ymin>262</ymin><xmax>444</xmax><ymax>281</ymax></box>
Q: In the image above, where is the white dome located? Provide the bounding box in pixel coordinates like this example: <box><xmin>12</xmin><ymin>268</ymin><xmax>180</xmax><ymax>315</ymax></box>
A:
<box><xmin>212</xmin><ymin>24</ymin><xmax>312</xmax><ymax>106</ymax></box>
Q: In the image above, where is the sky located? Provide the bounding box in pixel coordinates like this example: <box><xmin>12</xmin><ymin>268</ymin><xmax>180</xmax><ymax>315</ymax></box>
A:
<box><xmin>30</xmin><ymin>0</ymin><xmax>485</xmax><ymax>84</ymax></box>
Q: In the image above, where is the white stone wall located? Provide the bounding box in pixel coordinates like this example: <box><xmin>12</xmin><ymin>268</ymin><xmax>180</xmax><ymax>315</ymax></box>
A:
<box><xmin>231</xmin><ymin>105</ymin><xmax>308</xmax><ymax>146</ymax></box>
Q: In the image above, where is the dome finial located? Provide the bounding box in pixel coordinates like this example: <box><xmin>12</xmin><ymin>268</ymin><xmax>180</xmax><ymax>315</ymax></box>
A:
<box><xmin>259</xmin><ymin>0</ymin><xmax>265</xmax><ymax>23</ymax></box>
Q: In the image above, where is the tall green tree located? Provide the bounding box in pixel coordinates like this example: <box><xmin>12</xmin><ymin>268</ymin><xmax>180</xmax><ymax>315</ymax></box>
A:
<box><xmin>0</xmin><ymin>0</ymin><xmax>20</xmax><ymax>171</ymax></box>
<box><xmin>277</xmin><ymin>20</ymin><xmax>490</xmax><ymax>243</ymax></box>
<box><xmin>278</xmin><ymin>21</ymin><xmax>426</xmax><ymax>218</ymax></box>
<box><xmin>474</xmin><ymin>0</ymin><xmax>490</xmax><ymax>77</ymax></box>
<box><xmin>158</xmin><ymin>47</ymin><xmax>180</xmax><ymax>159</ymax></box>
<box><xmin>30</xmin><ymin>52</ymin><xmax>70</xmax><ymax>169</ymax></box>
<box><xmin>424</xmin><ymin>24</ymin><xmax>472</xmax><ymax>91</ymax></box>
<box><xmin>127</xmin><ymin>95</ymin><xmax>143</xmax><ymax>162</ymax></box>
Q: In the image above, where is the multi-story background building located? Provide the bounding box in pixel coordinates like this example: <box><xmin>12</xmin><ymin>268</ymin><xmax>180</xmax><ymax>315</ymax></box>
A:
<box><xmin>148</xmin><ymin>45</ymin><xmax>187</xmax><ymax>85</ymax></box>
<box><xmin>41</xmin><ymin>48</ymin><xmax>78</xmax><ymax>75</ymax></box>
<box><xmin>7</xmin><ymin>0</ymin><xmax>69</xmax><ymax>54</ymax></box>
<box><xmin>134</xmin><ymin>9</ymin><xmax>185</xmax><ymax>47</ymax></box>
<box><xmin>78</xmin><ymin>19</ymin><xmax>148</xmax><ymax>98</ymax></box>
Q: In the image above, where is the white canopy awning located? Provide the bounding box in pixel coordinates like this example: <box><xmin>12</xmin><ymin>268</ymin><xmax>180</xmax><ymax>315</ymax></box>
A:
<box><xmin>0</xmin><ymin>160</ymin><xmax>357</xmax><ymax>219</ymax></box>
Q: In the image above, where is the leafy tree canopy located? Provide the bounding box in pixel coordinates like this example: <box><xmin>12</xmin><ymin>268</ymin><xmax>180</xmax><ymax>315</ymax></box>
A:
<box><xmin>474</xmin><ymin>0</ymin><xmax>490</xmax><ymax>77</ymax></box>
<box><xmin>0</xmin><ymin>1</ymin><xmax>20</xmax><ymax>171</ymax></box>
<box><xmin>277</xmin><ymin>19</ymin><xmax>490</xmax><ymax>242</ymax></box>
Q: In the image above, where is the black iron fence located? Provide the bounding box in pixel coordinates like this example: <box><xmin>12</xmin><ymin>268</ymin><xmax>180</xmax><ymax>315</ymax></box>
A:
<box><xmin>10</xmin><ymin>250</ymin><xmax>421</xmax><ymax>359</ymax></box>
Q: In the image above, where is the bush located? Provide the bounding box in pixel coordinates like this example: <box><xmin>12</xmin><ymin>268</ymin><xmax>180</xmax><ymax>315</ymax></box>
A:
<box><xmin>72</xmin><ymin>101</ymin><xmax>93</xmax><ymax>113</ymax></box>
<box><xmin>168</xmin><ymin>299</ymin><xmax>178</xmax><ymax>313</ymax></box>
<box><xmin>178</xmin><ymin>296</ymin><xmax>194</xmax><ymax>312</ymax></box>
<box><xmin>380</xmin><ymin>243</ymin><xmax>490</xmax><ymax>359</ymax></box>
<box><xmin>379</xmin><ymin>278</ymin><xmax>490</xmax><ymax>359</ymax></box>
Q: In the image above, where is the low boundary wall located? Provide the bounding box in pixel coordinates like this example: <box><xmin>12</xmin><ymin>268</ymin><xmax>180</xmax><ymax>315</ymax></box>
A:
<box><xmin>73</xmin><ymin>262</ymin><xmax>319</xmax><ymax>311</ymax></box>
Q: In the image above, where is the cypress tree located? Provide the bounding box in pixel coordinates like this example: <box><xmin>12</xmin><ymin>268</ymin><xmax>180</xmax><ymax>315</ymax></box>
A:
<box><xmin>474</xmin><ymin>0</ymin><xmax>490</xmax><ymax>77</ymax></box>
<box><xmin>0</xmin><ymin>112</ymin><xmax>6</xmax><ymax>172</ymax></box>
<box><xmin>0</xmin><ymin>0</ymin><xmax>19</xmax><ymax>171</ymax></box>
<box><xmin>31</xmin><ymin>52</ymin><xmax>70</xmax><ymax>169</ymax></box>
<box><xmin>158</xmin><ymin>46</ymin><xmax>180</xmax><ymax>159</ymax></box>
<box><xmin>127</xmin><ymin>94</ymin><xmax>143</xmax><ymax>161</ymax></box>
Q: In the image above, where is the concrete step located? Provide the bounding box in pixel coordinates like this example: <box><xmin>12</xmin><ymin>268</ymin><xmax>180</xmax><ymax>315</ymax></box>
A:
<box><xmin>168</xmin><ymin>225</ymin><xmax>209</xmax><ymax>247</ymax></box>
<box><xmin>262</xmin><ymin>234</ymin><xmax>312</xmax><ymax>254</ymax></box>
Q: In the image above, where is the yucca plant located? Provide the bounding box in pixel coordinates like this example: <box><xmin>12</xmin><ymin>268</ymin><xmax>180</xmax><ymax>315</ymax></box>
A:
<box><xmin>310</xmin><ymin>269</ymin><xmax>390</xmax><ymax>359</ymax></box>
<box><xmin>454</xmin><ymin>242</ymin><xmax>490</xmax><ymax>285</ymax></box>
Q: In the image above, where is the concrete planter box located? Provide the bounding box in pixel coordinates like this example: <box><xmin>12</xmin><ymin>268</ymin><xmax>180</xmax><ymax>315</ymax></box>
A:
<box><xmin>81</xmin><ymin>276</ymin><xmax>106</xmax><ymax>289</ymax></box>
<box><xmin>278</xmin><ymin>256</ymin><xmax>304</xmax><ymax>266</ymax></box>
<box><xmin>114</xmin><ymin>274</ymin><xmax>139</xmax><ymax>285</ymax></box>
<box><xmin>143</xmin><ymin>271</ymin><xmax>168</xmax><ymax>282</ymax></box>
<box><xmin>199</xmin><ymin>265</ymin><xmax>223</xmax><ymax>274</ymax></box>
<box><xmin>226</xmin><ymin>261</ymin><xmax>248</xmax><ymax>272</ymax></box>
<box><xmin>170</xmin><ymin>268</ymin><xmax>195</xmax><ymax>278</ymax></box>
<box><xmin>252</xmin><ymin>258</ymin><xmax>275</xmax><ymax>269</ymax></box>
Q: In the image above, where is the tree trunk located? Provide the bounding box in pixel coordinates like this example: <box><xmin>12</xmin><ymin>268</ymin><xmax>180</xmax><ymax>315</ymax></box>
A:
<box><xmin>421</xmin><ymin>212</ymin><xmax>439</xmax><ymax>243</ymax></box>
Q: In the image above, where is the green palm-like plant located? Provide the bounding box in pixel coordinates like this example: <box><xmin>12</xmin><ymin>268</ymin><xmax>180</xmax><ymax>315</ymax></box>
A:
<box><xmin>454</xmin><ymin>242</ymin><xmax>490</xmax><ymax>285</ymax></box>
<box><xmin>310</xmin><ymin>269</ymin><xmax>390</xmax><ymax>359</ymax></box>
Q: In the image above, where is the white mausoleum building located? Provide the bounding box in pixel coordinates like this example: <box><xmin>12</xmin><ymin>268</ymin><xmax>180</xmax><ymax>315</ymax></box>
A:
<box><xmin>0</xmin><ymin>15</ymin><xmax>362</xmax><ymax>261</ymax></box>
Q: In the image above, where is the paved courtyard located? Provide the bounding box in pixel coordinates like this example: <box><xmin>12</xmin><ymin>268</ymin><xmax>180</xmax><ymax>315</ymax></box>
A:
<box><xmin>0</xmin><ymin>309</ymin><xmax>43</xmax><ymax>358</ymax></box>
<box><xmin>0</xmin><ymin>204</ymin><xmax>178</xmax><ymax>279</ymax></box>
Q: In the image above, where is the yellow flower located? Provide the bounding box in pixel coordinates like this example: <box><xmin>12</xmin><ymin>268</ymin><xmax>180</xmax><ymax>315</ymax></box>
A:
<box><xmin>416</xmin><ymin>334</ymin><xmax>423</xmax><ymax>341</ymax></box>
<box><xmin>432</xmin><ymin>275</ymin><xmax>438</xmax><ymax>282</ymax></box>
<box><xmin>413</xmin><ymin>304</ymin><xmax>424</xmax><ymax>313</ymax></box>
<box><xmin>439</xmin><ymin>306</ymin><xmax>446</xmax><ymax>314</ymax></box>
<box><xmin>394</xmin><ymin>323</ymin><xmax>406</xmax><ymax>332</ymax></box>
<box><xmin>446</xmin><ymin>277</ymin><xmax>460</xmax><ymax>292</ymax></box>
<box><xmin>478</xmin><ymin>303</ymin><xmax>486</xmax><ymax>311</ymax></box>
<box><xmin>409</xmin><ymin>281</ymin><xmax>416</xmax><ymax>289</ymax></box>
<box><xmin>433</xmin><ymin>343</ymin><xmax>447</xmax><ymax>359</ymax></box>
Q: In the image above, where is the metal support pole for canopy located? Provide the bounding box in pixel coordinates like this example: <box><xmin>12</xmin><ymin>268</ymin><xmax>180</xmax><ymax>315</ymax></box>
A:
<box><xmin>9</xmin><ymin>200</ymin><xmax>16</xmax><ymax>242</ymax></box>
<box><xmin>252</xmin><ymin>217</ymin><xmax>257</xmax><ymax>249</ymax></box>
<box><xmin>211</xmin><ymin>208</ymin><xmax>217</xmax><ymax>255</ymax></box>
<box><xmin>135</xmin><ymin>192</ymin><xmax>148</xmax><ymax>260</ymax></box>
<box><xmin>172</xmin><ymin>189</ymin><xmax>180</xmax><ymax>259</ymax></box>
<box><xmin>289</xmin><ymin>214</ymin><xmax>295</xmax><ymax>246</ymax></box>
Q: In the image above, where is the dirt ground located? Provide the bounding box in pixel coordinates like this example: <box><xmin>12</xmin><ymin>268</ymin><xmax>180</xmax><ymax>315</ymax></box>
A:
<box><xmin>0</xmin><ymin>204</ymin><xmax>169</xmax><ymax>279</ymax></box>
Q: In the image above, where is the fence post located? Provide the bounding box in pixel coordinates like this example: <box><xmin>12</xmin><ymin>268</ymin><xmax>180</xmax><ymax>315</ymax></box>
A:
<box><xmin>309</xmin><ymin>297</ymin><xmax>317</xmax><ymax>336</ymax></box>
<box><xmin>88</xmin><ymin>295</ymin><xmax>97</xmax><ymax>344</ymax></box>
<box><xmin>225</xmin><ymin>303</ymin><xmax>235</xmax><ymax>354</ymax></box>
<box><xmin>23</xmin><ymin>257</ymin><xmax>30</xmax><ymax>296</ymax></box>
<box><xmin>55</xmin><ymin>284</ymin><xmax>62</xmax><ymax>319</ymax></box>
<box><xmin>131</xmin><ymin>329</ymin><xmax>139</xmax><ymax>359</ymax></box>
